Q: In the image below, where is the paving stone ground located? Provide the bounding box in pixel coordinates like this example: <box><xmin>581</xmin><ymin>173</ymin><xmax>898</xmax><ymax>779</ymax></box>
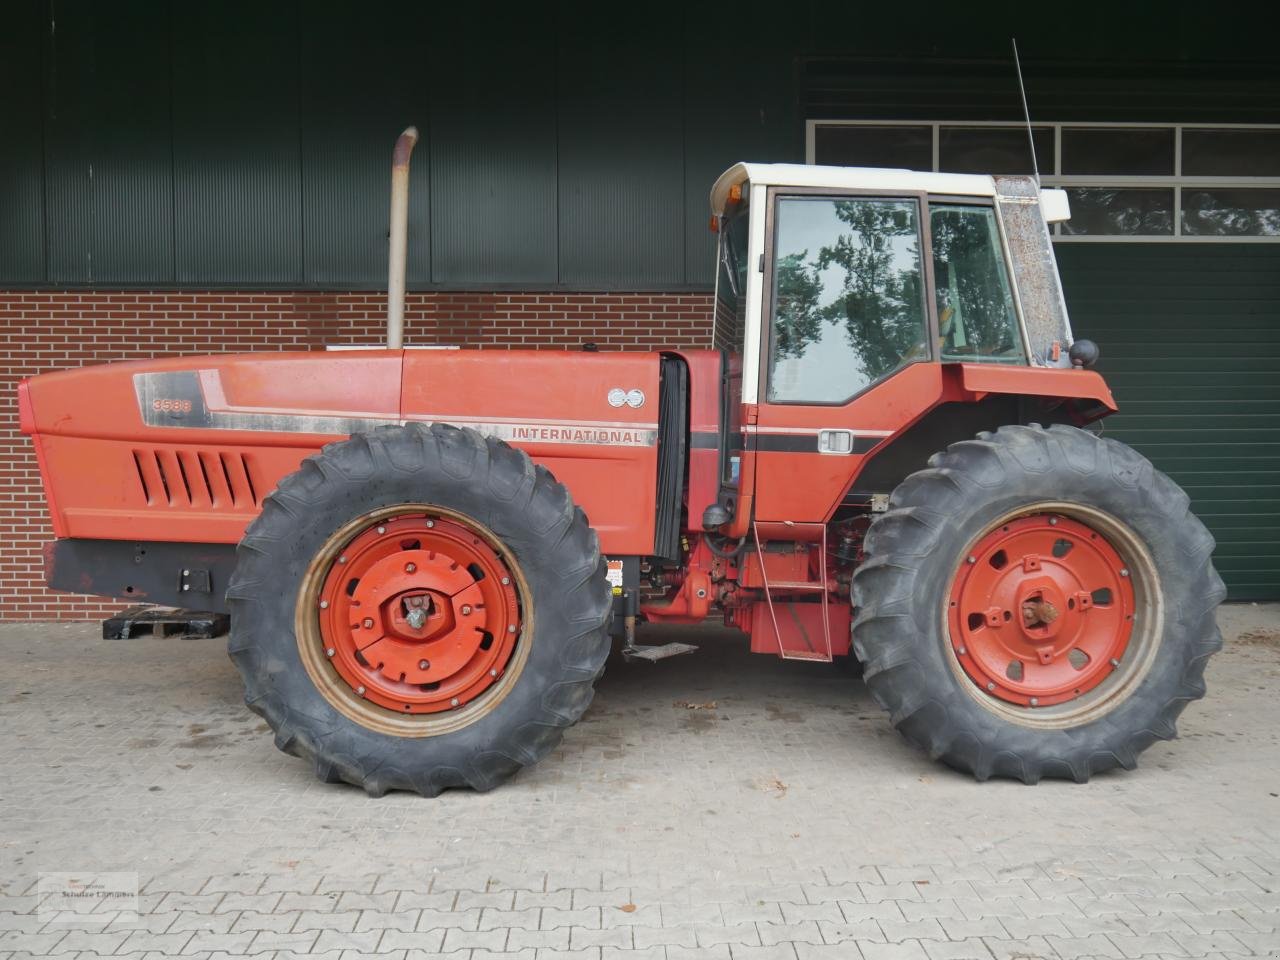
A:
<box><xmin>1</xmin><ymin>604</ymin><xmax>1278</xmax><ymax>959</ymax></box>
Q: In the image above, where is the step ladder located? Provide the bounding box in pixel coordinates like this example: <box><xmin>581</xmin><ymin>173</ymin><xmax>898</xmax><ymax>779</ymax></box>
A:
<box><xmin>751</xmin><ymin>523</ymin><xmax>834</xmax><ymax>662</ymax></box>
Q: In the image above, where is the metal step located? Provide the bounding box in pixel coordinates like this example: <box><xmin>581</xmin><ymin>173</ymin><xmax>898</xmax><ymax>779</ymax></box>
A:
<box><xmin>752</xmin><ymin>523</ymin><xmax>835</xmax><ymax>662</ymax></box>
<box><xmin>622</xmin><ymin>642</ymin><xmax>698</xmax><ymax>662</ymax></box>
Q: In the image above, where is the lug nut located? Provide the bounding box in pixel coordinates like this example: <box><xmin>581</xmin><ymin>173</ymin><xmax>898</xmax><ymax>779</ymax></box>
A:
<box><xmin>1048</xmin><ymin>517</ymin><xmax>1058</xmax><ymax>526</ymax></box>
<box><xmin>450</xmin><ymin>697</ymin><xmax>459</xmax><ymax>707</ymax></box>
<box><xmin>958</xmin><ymin>647</ymin><xmax>967</xmax><ymax>656</ymax></box>
<box><xmin>490</xmin><ymin>669</ymin><xmax>498</xmax><ymax>677</ymax></box>
<box><xmin>1110</xmin><ymin>657</ymin><xmax>1120</xmax><ymax>667</ymax></box>
<box><xmin>319</xmin><ymin>600</ymin><xmax>329</xmax><ymax>609</ymax></box>
<box><xmin>426</xmin><ymin>520</ymin><xmax>435</xmax><ymax>528</ymax></box>
<box><xmin>986</xmin><ymin>682</ymin><xmax>996</xmax><ymax>691</ymax></box>
<box><xmin>405</xmin><ymin>562</ymin><xmax>416</xmax><ymax>574</ymax></box>
<box><xmin>501</xmin><ymin>577</ymin><xmax>510</xmax><ymax>585</ymax></box>
<box><xmin>363</xmin><ymin>617</ymin><xmax>374</xmax><ymax>629</ymax></box>
<box><xmin>326</xmin><ymin>647</ymin><xmax>335</xmax><ymax>657</ymax></box>
<box><xmin>338</xmin><ymin>555</ymin><xmax>347</xmax><ymax>564</ymax></box>
<box><xmin>418</xmin><ymin>659</ymin><xmax>430</xmax><ymax>670</ymax></box>
<box><xmin>377</xmin><ymin>526</ymin><xmax>386</xmax><ymax>534</ymax></box>
<box><xmin>967</xmin><ymin>556</ymin><xmax>977</xmax><ymax>564</ymax></box>
<box><xmin>507</xmin><ymin>624</ymin><xmax>516</xmax><ymax>633</ymax></box>
<box><xmin>1119</xmin><ymin>568</ymin><xmax>1130</xmax><ymax>578</ymax></box>
<box><xmin>1029</xmin><ymin>697</ymin><xmax>1039</xmax><ymax>706</ymax></box>
<box><xmin>461</xmin><ymin>604</ymin><xmax>472</xmax><ymax>615</ymax></box>
<box><xmin>356</xmin><ymin>685</ymin><xmax>366</xmax><ymax>696</ymax></box>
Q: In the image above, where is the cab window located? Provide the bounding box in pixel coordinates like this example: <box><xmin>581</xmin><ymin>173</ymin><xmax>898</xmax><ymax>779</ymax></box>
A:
<box><xmin>713</xmin><ymin>208</ymin><xmax>749</xmax><ymax>354</ymax></box>
<box><xmin>767</xmin><ymin>196</ymin><xmax>928</xmax><ymax>404</ymax></box>
<box><xmin>930</xmin><ymin>204</ymin><xmax>1025</xmax><ymax>363</ymax></box>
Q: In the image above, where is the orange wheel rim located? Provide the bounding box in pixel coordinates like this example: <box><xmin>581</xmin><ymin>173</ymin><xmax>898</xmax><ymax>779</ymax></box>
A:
<box><xmin>315</xmin><ymin>512</ymin><xmax>520</xmax><ymax>714</ymax></box>
<box><xmin>948</xmin><ymin>513</ymin><xmax>1136</xmax><ymax>708</ymax></box>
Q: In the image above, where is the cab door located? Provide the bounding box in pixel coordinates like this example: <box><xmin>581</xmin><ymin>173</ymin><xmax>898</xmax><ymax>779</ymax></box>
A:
<box><xmin>749</xmin><ymin>189</ymin><xmax>944</xmax><ymax>522</ymax></box>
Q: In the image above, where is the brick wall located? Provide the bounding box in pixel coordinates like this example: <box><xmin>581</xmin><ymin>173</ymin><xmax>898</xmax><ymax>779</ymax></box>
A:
<box><xmin>1</xmin><ymin>289</ymin><xmax>714</xmax><ymax>620</ymax></box>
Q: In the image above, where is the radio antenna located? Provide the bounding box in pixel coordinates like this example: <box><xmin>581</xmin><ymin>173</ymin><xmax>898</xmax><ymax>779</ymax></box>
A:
<box><xmin>1011</xmin><ymin>38</ymin><xmax>1040</xmax><ymax>185</ymax></box>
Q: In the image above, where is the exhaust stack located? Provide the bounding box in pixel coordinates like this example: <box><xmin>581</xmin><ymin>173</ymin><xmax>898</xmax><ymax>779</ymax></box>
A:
<box><xmin>387</xmin><ymin>126</ymin><xmax>419</xmax><ymax>350</ymax></box>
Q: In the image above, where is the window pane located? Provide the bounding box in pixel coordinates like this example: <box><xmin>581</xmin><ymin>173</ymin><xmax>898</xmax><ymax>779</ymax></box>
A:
<box><xmin>1061</xmin><ymin>128</ymin><xmax>1175</xmax><ymax>175</ymax></box>
<box><xmin>1182</xmin><ymin>189</ymin><xmax>1280</xmax><ymax>237</ymax></box>
<box><xmin>768</xmin><ymin>197</ymin><xmax>927</xmax><ymax>404</ymax></box>
<box><xmin>714</xmin><ymin>209</ymin><xmax>750</xmax><ymax>352</ymax></box>
<box><xmin>939</xmin><ymin>126</ymin><xmax>1052</xmax><ymax>175</ymax></box>
<box><xmin>1060</xmin><ymin>188</ymin><xmax>1174</xmax><ymax>236</ymax></box>
<box><xmin>930</xmin><ymin>206</ymin><xmax>1024</xmax><ymax>363</ymax></box>
<box><xmin>1182</xmin><ymin>129</ymin><xmax>1280</xmax><ymax>177</ymax></box>
<box><xmin>813</xmin><ymin>125</ymin><xmax>932</xmax><ymax>170</ymax></box>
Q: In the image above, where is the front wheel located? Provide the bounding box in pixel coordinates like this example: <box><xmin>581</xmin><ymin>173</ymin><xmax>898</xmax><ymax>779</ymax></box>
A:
<box><xmin>226</xmin><ymin>423</ymin><xmax>612</xmax><ymax>796</ymax></box>
<box><xmin>852</xmin><ymin>423</ymin><xmax>1225</xmax><ymax>783</ymax></box>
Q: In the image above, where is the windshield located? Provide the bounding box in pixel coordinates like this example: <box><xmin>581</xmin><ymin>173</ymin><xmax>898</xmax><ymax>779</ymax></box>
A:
<box><xmin>930</xmin><ymin>204</ymin><xmax>1026</xmax><ymax>363</ymax></box>
<box><xmin>713</xmin><ymin>209</ymin><xmax>749</xmax><ymax>353</ymax></box>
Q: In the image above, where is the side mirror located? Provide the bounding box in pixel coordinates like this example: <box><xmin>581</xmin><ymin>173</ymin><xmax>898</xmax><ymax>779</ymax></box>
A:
<box><xmin>1069</xmin><ymin>339</ymin><xmax>1100</xmax><ymax>368</ymax></box>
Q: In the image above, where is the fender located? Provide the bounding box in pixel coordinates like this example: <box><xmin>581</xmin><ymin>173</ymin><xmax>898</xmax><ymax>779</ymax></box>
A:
<box><xmin>948</xmin><ymin>362</ymin><xmax>1117</xmax><ymax>418</ymax></box>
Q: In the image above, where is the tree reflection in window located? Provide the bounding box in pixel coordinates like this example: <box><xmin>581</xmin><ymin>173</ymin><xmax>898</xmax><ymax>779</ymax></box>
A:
<box><xmin>769</xmin><ymin>197</ymin><xmax>927</xmax><ymax>403</ymax></box>
<box><xmin>930</xmin><ymin>205</ymin><xmax>1025</xmax><ymax>363</ymax></box>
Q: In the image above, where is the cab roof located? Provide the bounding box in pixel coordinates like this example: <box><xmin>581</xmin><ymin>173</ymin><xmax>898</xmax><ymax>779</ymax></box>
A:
<box><xmin>710</xmin><ymin>162</ymin><xmax>998</xmax><ymax>216</ymax></box>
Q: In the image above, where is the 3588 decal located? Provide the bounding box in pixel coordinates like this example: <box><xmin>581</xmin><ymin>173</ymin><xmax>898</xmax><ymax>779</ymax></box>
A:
<box><xmin>152</xmin><ymin>398</ymin><xmax>193</xmax><ymax>414</ymax></box>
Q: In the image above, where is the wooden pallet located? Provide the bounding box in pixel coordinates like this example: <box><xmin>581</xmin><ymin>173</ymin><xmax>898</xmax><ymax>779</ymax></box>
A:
<box><xmin>102</xmin><ymin>605</ymin><xmax>229</xmax><ymax>640</ymax></box>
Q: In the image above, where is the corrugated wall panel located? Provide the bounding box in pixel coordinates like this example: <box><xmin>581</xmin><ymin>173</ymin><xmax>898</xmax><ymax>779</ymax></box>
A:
<box><xmin>1060</xmin><ymin>244</ymin><xmax>1280</xmax><ymax>600</ymax></box>
<box><xmin>44</xmin><ymin>1</ymin><xmax>174</xmax><ymax>284</ymax></box>
<box><xmin>300</xmin><ymin>5</ymin><xmax>429</xmax><ymax>287</ymax></box>
<box><xmin>803</xmin><ymin>58</ymin><xmax>1280</xmax><ymax>125</ymax></box>
<box><xmin>42</xmin><ymin>0</ymin><xmax>94</xmax><ymax>283</ymax></box>
<box><xmin>428</xmin><ymin>9</ymin><xmax>556</xmax><ymax>285</ymax></box>
<box><xmin>556</xmin><ymin>2</ymin><xmax>685</xmax><ymax>288</ymax></box>
<box><xmin>0</xmin><ymin>2</ymin><xmax>47</xmax><ymax>283</ymax></box>
<box><xmin>85</xmin><ymin>4</ymin><xmax>174</xmax><ymax>283</ymax></box>
<box><xmin>172</xmin><ymin>1</ymin><xmax>302</xmax><ymax>284</ymax></box>
<box><xmin>682</xmin><ymin>4</ymin><xmax>801</xmax><ymax>285</ymax></box>
<box><xmin>798</xmin><ymin>6</ymin><xmax>1280</xmax><ymax>124</ymax></box>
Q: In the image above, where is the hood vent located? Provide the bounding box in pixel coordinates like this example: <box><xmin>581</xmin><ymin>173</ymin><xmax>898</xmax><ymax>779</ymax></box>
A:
<box><xmin>132</xmin><ymin>449</ymin><xmax>258</xmax><ymax>509</ymax></box>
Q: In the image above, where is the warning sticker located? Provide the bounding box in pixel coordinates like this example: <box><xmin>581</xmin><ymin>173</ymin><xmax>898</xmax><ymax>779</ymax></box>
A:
<box><xmin>606</xmin><ymin>559</ymin><xmax>624</xmax><ymax>595</ymax></box>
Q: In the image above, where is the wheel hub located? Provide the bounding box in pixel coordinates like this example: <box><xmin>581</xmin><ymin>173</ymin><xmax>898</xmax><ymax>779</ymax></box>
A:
<box><xmin>948</xmin><ymin>513</ymin><xmax>1136</xmax><ymax>707</ymax></box>
<box><xmin>316</xmin><ymin>514</ymin><xmax>520</xmax><ymax>714</ymax></box>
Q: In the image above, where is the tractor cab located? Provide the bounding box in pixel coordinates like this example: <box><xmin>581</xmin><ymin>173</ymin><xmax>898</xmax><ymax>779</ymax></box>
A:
<box><xmin>701</xmin><ymin>163</ymin><xmax>1094</xmax><ymax>540</ymax></box>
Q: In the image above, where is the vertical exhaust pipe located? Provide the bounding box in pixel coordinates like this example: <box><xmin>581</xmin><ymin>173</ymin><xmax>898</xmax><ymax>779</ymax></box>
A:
<box><xmin>387</xmin><ymin>126</ymin><xmax>419</xmax><ymax>350</ymax></box>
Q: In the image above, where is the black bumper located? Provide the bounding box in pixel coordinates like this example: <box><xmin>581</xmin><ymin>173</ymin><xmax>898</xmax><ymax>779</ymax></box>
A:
<box><xmin>45</xmin><ymin>539</ymin><xmax>238</xmax><ymax>613</ymax></box>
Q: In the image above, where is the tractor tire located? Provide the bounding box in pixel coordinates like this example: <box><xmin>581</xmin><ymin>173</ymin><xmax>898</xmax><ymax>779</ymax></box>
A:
<box><xmin>852</xmin><ymin>423</ymin><xmax>1225</xmax><ymax>783</ymax></box>
<box><xmin>226</xmin><ymin>423</ymin><xmax>612</xmax><ymax>796</ymax></box>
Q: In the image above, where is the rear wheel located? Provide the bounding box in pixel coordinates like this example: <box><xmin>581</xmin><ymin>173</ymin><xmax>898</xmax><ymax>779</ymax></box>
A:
<box><xmin>852</xmin><ymin>423</ymin><xmax>1225</xmax><ymax>782</ymax></box>
<box><xmin>227</xmin><ymin>423</ymin><xmax>612</xmax><ymax>796</ymax></box>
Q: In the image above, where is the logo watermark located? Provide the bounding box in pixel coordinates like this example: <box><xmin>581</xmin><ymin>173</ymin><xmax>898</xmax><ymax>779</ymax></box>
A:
<box><xmin>38</xmin><ymin>872</ymin><xmax>138</xmax><ymax>925</ymax></box>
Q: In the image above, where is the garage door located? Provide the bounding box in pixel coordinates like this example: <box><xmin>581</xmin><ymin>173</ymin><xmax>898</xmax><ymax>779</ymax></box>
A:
<box><xmin>1059</xmin><ymin>243</ymin><xmax>1280</xmax><ymax>600</ymax></box>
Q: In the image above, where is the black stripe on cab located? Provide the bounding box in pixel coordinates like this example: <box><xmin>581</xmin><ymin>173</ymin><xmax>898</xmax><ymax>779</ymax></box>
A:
<box><xmin>749</xmin><ymin>433</ymin><xmax>884</xmax><ymax>455</ymax></box>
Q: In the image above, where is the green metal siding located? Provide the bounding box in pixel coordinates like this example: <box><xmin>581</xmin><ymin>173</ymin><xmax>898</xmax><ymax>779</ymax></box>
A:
<box><xmin>6</xmin><ymin>0</ymin><xmax>800</xmax><ymax>290</ymax></box>
<box><xmin>44</xmin><ymin>0</ymin><xmax>174</xmax><ymax>284</ymax></box>
<box><xmin>681</xmin><ymin>8</ymin><xmax>802</xmax><ymax>283</ymax></box>
<box><xmin>427</xmin><ymin>9</ymin><xmax>555</xmax><ymax>285</ymax></box>
<box><xmin>172</xmin><ymin>2</ymin><xmax>303</xmax><ymax>284</ymax></box>
<box><xmin>1060</xmin><ymin>245</ymin><xmax>1280</xmax><ymax>600</ymax></box>
<box><xmin>7</xmin><ymin>1</ymin><xmax>1280</xmax><ymax>290</ymax></box>
<box><xmin>0</xmin><ymin>1</ymin><xmax>46</xmax><ymax>283</ymax></box>
<box><xmin>556</xmin><ymin>10</ymin><xmax>685</xmax><ymax>288</ymax></box>
<box><xmin>300</xmin><ymin>10</ymin><xmax>431</xmax><ymax>287</ymax></box>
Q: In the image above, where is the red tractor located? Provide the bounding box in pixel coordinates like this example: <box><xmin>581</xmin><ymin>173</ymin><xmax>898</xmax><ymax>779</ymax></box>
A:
<box><xmin>19</xmin><ymin>131</ymin><xmax>1224</xmax><ymax>795</ymax></box>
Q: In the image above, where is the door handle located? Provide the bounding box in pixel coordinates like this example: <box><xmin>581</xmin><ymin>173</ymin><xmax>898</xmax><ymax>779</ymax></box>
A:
<box><xmin>817</xmin><ymin>429</ymin><xmax>855</xmax><ymax>455</ymax></box>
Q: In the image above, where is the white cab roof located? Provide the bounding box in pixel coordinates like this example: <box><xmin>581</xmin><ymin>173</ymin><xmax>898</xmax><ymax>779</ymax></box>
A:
<box><xmin>710</xmin><ymin>162</ymin><xmax>997</xmax><ymax>215</ymax></box>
